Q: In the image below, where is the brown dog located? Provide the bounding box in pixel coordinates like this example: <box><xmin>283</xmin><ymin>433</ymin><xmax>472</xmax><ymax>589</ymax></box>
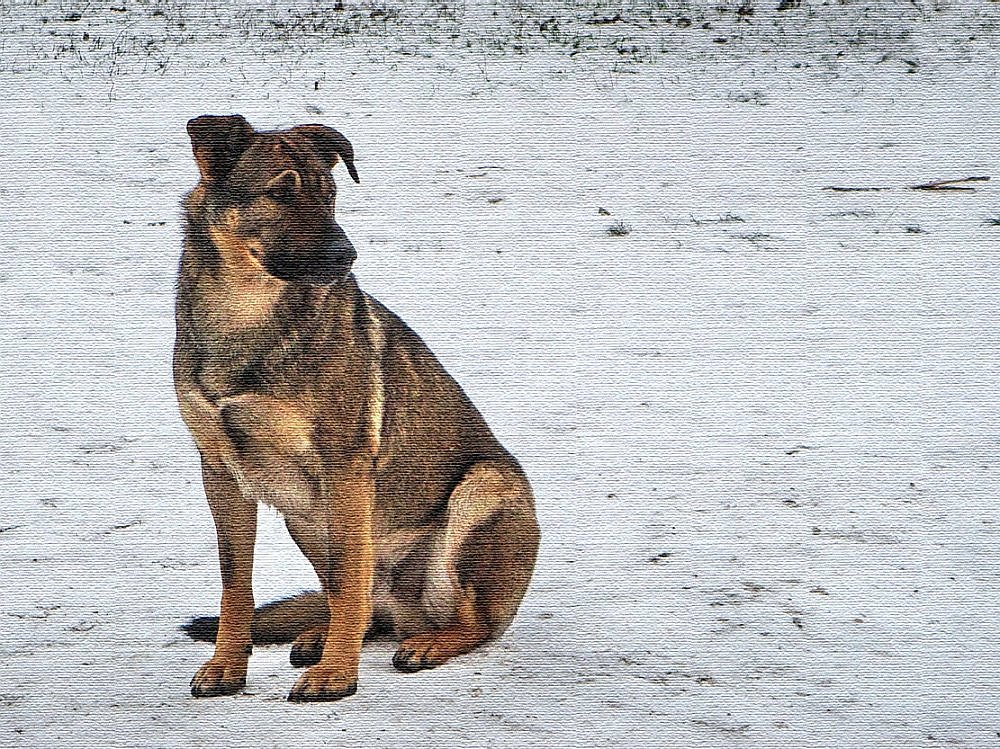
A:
<box><xmin>174</xmin><ymin>115</ymin><xmax>539</xmax><ymax>702</ymax></box>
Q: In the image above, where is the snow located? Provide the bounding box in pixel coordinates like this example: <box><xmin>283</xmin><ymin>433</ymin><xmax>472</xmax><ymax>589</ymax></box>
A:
<box><xmin>1</xmin><ymin>1</ymin><xmax>999</xmax><ymax>746</ymax></box>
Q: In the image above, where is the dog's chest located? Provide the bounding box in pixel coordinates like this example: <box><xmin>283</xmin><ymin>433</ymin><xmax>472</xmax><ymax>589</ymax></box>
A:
<box><xmin>175</xmin><ymin>280</ymin><xmax>384</xmax><ymax>515</ymax></box>
<box><xmin>194</xmin><ymin>270</ymin><xmax>287</xmax><ymax>336</ymax></box>
<box><xmin>177</xmin><ymin>388</ymin><xmax>320</xmax><ymax>516</ymax></box>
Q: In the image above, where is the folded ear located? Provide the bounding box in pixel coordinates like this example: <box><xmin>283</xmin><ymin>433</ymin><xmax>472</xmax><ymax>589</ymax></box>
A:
<box><xmin>264</xmin><ymin>168</ymin><xmax>302</xmax><ymax>200</ymax></box>
<box><xmin>186</xmin><ymin>115</ymin><xmax>255</xmax><ymax>182</ymax></box>
<box><xmin>291</xmin><ymin>124</ymin><xmax>360</xmax><ymax>184</ymax></box>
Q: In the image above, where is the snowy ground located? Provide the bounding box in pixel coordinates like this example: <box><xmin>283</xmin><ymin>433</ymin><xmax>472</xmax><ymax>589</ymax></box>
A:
<box><xmin>2</xmin><ymin>1</ymin><xmax>1000</xmax><ymax>746</ymax></box>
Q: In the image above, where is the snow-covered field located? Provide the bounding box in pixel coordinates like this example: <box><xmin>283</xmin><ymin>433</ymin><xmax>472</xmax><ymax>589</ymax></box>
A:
<box><xmin>2</xmin><ymin>1</ymin><xmax>999</xmax><ymax>746</ymax></box>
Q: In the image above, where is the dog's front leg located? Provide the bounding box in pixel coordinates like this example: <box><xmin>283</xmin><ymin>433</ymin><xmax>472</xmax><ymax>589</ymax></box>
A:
<box><xmin>190</xmin><ymin>461</ymin><xmax>257</xmax><ymax>697</ymax></box>
<box><xmin>288</xmin><ymin>469</ymin><xmax>374</xmax><ymax>702</ymax></box>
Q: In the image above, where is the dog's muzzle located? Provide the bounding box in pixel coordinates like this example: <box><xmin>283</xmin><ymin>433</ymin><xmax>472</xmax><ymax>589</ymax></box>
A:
<box><xmin>263</xmin><ymin>226</ymin><xmax>356</xmax><ymax>285</ymax></box>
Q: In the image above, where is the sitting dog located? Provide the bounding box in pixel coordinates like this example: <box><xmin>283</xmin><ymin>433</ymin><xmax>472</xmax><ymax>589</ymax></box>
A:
<box><xmin>174</xmin><ymin>115</ymin><xmax>540</xmax><ymax>702</ymax></box>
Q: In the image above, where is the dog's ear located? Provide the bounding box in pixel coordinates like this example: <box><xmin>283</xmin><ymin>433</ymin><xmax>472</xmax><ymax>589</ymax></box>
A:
<box><xmin>186</xmin><ymin>115</ymin><xmax>255</xmax><ymax>182</ymax></box>
<box><xmin>264</xmin><ymin>168</ymin><xmax>302</xmax><ymax>200</ymax></box>
<box><xmin>291</xmin><ymin>124</ymin><xmax>360</xmax><ymax>184</ymax></box>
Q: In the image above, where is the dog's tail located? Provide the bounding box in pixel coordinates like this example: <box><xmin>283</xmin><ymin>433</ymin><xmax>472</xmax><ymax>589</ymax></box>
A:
<box><xmin>181</xmin><ymin>592</ymin><xmax>328</xmax><ymax>645</ymax></box>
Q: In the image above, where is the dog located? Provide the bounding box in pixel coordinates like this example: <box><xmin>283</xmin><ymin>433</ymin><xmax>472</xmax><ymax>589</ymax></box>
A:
<box><xmin>174</xmin><ymin>115</ymin><xmax>540</xmax><ymax>702</ymax></box>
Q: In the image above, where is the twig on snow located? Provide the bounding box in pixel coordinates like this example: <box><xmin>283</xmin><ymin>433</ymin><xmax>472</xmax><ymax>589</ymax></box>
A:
<box><xmin>910</xmin><ymin>175</ymin><xmax>990</xmax><ymax>191</ymax></box>
<box><xmin>823</xmin><ymin>176</ymin><xmax>990</xmax><ymax>193</ymax></box>
<box><xmin>823</xmin><ymin>186</ymin><xmax>890</xmax><ymax>192</ymax></box>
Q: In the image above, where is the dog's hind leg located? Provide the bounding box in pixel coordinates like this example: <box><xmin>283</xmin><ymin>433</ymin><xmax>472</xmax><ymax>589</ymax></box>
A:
<box><xmin>391</xmin><ymin>460</ymin><xmax>539</xmax><ymax>672</ymax></box>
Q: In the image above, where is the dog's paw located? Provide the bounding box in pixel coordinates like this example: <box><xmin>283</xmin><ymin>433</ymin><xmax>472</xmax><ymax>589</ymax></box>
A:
<box><xmin>289</xmin><ymin>628</ymin><xmax>325</xmax><ymax>668</ymax></box>
<box><xmin>392</xmin><ymin>634</ymin><xmax>451</xmax><ymax>673</ymax></box>
<box><xmin>190</xmin><ymin>657</ymin><xmax>247</xmax><ymax>698</ymax></box>
<box><xmin>392</xmin><ymin>627</ymin><xmax>487</xmax><ymax>673</ymax></box>
<box><xmin>287</xmin><ymin>665</ymin><xmax>357</xmax><ymax>702</ymax></box>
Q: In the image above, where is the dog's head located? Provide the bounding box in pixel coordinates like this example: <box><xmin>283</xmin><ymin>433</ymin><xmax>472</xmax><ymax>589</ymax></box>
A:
<box><xmin>187</xmin><ymin>114</ymin><xmax>360</xmax><ymax>285</ymax></box>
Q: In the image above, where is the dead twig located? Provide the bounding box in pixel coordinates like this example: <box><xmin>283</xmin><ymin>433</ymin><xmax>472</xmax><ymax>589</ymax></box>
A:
<box><xmin>823</xmin><ymin>176</ymin><xmax>990</xmax><ymax>193</ymax></box>
<box><xmin>910</xmin><ymin>175</ymin><xmax>990</xmax><ymax>191</ymax></box>
<box><xmin>823</xmin><ymin>186</ymin><xmax>889</xmax><ymax>192</ymax></box>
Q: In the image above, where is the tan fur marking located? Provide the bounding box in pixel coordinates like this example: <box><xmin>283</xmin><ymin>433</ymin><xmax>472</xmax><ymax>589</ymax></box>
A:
<box><xmin>175</xmin><ymin>386</ymin><xmax>234</xmax><ymax>470</ymax></box>
<box><xmin>421</xmin><ymin>463</ymin><xmax>514</xmax><ymax>626</ymax></box>
<box><xmin>440</xmin><ymin>464</ymin><xmax>515</xmax><ymax>561</ymax></box>
<box><xmin>214</xmin><ymin>395</ymin><xmax>320</xmax><ymax>514</ymax></box>
<box><xmin>217</xmin><ymin>394</ymin><xmax>315</xmax><ymax>455</ymax></box>
<box><xmin>265</xmin><ymin>168</ymin><xmax>302</xmax><ymax>193</ymax></box>
<box><xmin>374</xmin><ymin>527</ymin><xmax>431</xmax><ymax>568</ymax></box>
<box><xmin>203</xmin><ymin>226</ymin><xmax>286</xmax><ymax>331</ymax></box>
<box><xmin>189</xmin><ymin>461</ymin><xmax>257</xmax><ymax>697</ymax></box>
<box><xmin>207</xmin><ymin>221</ymin><xmax>266</xmax><ymax>272</ymax></box>
<box><xmin>363</xmin><ymin>294</ymin><xmax>386</xmax><ymax>455</ymax></box>
<box><xmin>188</xmin><ymin>184</ymin><xmax>207</xmax><ymax>205</ymax></box>
<box><xmin>249</xmin><ymin>199</ymin><xmax>283</xmax><ymax>222</ymax></box>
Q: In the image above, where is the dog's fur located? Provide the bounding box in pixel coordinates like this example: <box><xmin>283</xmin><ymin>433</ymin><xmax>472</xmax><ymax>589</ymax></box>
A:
<box><xmin>174</xmin><ymin>115</ymin><xmax>539</xmax><ymax>702</ymax></box>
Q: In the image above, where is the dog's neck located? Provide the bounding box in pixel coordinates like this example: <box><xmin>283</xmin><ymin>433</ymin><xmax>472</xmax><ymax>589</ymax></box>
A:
<box><xmin>178</xmin><ymin>252</ymin><xmax>359</xmax><ymax>398</ymax></box>
<box><xmin>200</xmin><ymin>260</ymin><xmax>288</xmax><ymax>335</ymax></box>
<box><xmin>180</xmin><ymin>230</ymin><xmax>357</xmax><ymax>337</ymax></box>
